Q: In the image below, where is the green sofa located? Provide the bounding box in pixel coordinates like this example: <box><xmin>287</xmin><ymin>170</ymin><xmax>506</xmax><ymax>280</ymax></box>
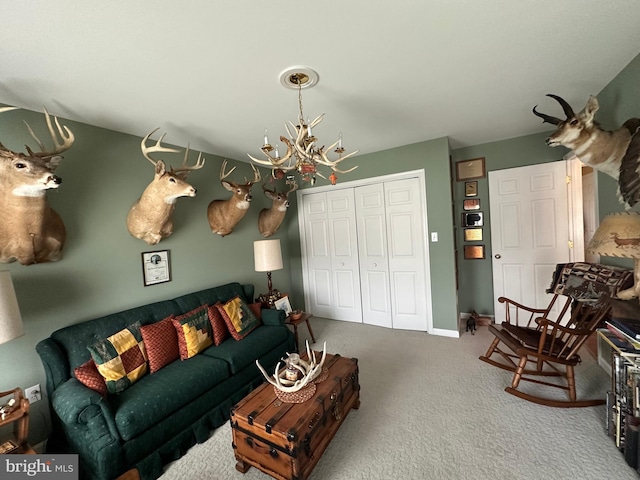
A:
<box><xmin>36</xmin><ymin>282</ymin><xmax>295</xmax><ymax>480</ymax></box>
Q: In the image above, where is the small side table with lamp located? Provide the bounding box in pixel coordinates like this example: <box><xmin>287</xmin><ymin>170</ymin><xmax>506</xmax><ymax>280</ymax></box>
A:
<box><xmin>0</xmin><ymin>270</ymin><xmax>35</xmax><ymax>455</ymax></box>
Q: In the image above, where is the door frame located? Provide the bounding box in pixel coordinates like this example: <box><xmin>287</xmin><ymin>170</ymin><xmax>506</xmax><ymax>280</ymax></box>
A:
<box><xmin>296</xmin><ymin>170</ymin><xmax>434</xmax><ymax>334</ymax></box>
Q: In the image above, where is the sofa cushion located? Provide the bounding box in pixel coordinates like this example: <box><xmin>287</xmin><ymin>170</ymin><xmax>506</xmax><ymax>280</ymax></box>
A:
<box><xmin>73</xmin><ymin>359</ymin><xmax>107</xmax><ymax>397</ymax></box>
<box><xmin>202</xmin><ymin>325</ymin><xmax>291</xmax><ymax>374</ymax></box>
<box><xmin>208</xmin><ymin>304</ymin><xmax>229</xmax><ymax>346</ymax></box>
<box><xmin>172</xmin><ymin>305</ymin><xmax>213</xmax><ymax>360</ymax></box>
<box><xmin>140</xmin><ymin>316</ymin><xmax>179</xmax><ymax>373</ymax></box>
<box><xmin>87</xmin><ymin>322</ymin><xmax>148</xmax><ymax>395</ymax></box>
<box><xmin>217</xmin><ymin>296</ymin><xmax>261</xmax><ymax>341</ymax></box>
<box><xmin>109</xmin><ymin>354</ymin><xmax>231</xmax><ymax>441</ymax></box>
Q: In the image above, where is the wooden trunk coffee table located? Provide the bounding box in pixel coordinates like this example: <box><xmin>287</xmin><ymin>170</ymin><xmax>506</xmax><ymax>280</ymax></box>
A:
<box><xmin>230</xmin><ymin>353</ymin><xmax>360</xmax><ymax>480</ymax></box>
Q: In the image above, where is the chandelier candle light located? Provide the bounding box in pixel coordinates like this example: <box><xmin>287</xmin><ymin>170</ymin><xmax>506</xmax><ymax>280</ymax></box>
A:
<box><xmin>248</xmin><ymin>67</ymin><xmax>358</xmax><ymax>185</ymax></box>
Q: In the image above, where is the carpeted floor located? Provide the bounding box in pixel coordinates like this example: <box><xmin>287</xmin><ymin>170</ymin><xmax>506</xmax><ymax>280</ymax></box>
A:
<box><xmin>159</xmin><ymin>318</ymin><xmax>638</xmax><ymax>480</ymax></box>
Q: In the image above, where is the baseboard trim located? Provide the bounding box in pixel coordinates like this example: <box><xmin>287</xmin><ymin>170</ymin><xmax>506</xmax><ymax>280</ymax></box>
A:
<box><xmin>432</xmin><ymin>327</ymin><xmax>460</xmax><ymax>338</ymax></box>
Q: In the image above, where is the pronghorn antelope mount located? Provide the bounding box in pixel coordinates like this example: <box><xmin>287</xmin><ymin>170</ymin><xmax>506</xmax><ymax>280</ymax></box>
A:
<box><xmin>0</xmin><ymin>106</ymin><xmax>75</xmax><ymax>265</ymax></box>
<box><xmin>207</xmin><ymin>160</ymin><xmax>261</xmax><ymax>237</ymax></box>
<box><xmin>258</xmin><ymin>181</ymin><xmax>299</xmax><ymax>237</ymax></box>
<box><xmin>533</xmin><ymin>94</ymin><xmax>640</xmax><ymax>208</ymax></box>
<box><xmin>126</xmin><ymin>129</ymin><xmax>205</xmax><ymax>245</ymax></box>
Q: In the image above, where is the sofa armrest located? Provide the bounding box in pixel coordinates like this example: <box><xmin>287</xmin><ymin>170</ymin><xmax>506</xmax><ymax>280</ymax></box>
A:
<box><xmin>261</xmin><ymin>308</ymin><xmax>286</xmax><ymax>326</ymax></box>
<box><xmin>52</xmin><ymin>379</ymin><xmax>120</xmax><ymax>441</ymax></box>
<box><xmin>36</xmin><ymin>338</ymin><xmax>71</xmax><ymax>396</ymax></box>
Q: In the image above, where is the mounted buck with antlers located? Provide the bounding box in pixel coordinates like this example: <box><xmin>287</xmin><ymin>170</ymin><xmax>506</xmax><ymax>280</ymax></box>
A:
<box><xmin>207</xmin><ymin>160</ymin><xmax>261</xmax><ymax>237</ymax></box>
<box><xmin>533</xmin><ymin>94</ymin><xmax>640</xmax><ymax>208</ymax></box>
<box><xmin>126</xmin><ymin>129</ymin><xmax>205</xmax><ymax>245</ymax></box>
<box><xmin>0</xmin><ymin>106</ymin><xmax>75</xmax><ymax>265</ymax></box>
<box><xmin>258</xmin><ymin>181</ymin><xmax>298</xmax><ymax>237</ymax></box>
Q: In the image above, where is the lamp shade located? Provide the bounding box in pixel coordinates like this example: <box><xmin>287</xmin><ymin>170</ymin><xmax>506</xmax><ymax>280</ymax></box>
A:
<box><xmin>587</xmin><ymin>211</ymin><xmax>640</xmax><ymax>258</ymax></box>
<box><xmin>0</xmin><ymin>271</ymin><xmax>24</xmax><ymax>345</ymax></box>
<box><xmin>254</xmin><ymin>239</ymin><xmax>283</xmax><ymax>272</ymax></box>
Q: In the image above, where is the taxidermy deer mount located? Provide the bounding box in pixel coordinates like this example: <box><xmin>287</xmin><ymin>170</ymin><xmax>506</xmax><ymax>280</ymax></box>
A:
<box><xmin>127</xmin><ymin>129</ymin><xmax>205</xmax><ymax>245</ymax></box>
<box><xmin>533</xmin><ymin>94</ymin><xmax>640</xmax><ymax>208</ymax></box>
<box><xmin>258</xmin><ymin>181</ymin><xmax>298</xmax><ymax>237</ymax></box>
<box><xmin>207</xmin><ymin>159</ymin><xmax>261</xmax><ymax>237</ymax></box>
<box><xmin>0</xmin><ymin>106</ymin><xmax>75</xmax><ymax>265</ymax></box>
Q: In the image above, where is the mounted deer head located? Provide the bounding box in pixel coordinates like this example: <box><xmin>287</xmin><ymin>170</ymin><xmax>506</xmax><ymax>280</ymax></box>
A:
<box><xmin>207</xmin><ymin>160</ymin><xmax>261</xmax><ymax>237</ymax></box>
<box><xmin>0</xmin><ymin>106</ymin><xmax>75</xmax><ymax>265</ymax></box>
<box><xmin>533</xmin><ymin>94</ymin><xmax>640</xmax><ymax>208</ymax></box>
<box><xmin>126</xmin><ymin>129</ymin><xmax>205</xmax><ymax>245</ymax></box>
<box><xmin>258</xmin><ymin>181</ymin><xmax>298</xmax><ymax>237</ymax></box>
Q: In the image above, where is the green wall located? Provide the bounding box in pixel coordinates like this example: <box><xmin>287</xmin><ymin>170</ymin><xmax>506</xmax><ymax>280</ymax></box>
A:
<box><xmin>0</xmin><ymin>109</ymin><xmax>294</xmax><ymax>444</ymax></box>
<box><xmin>452</xmin><ymin>51</ymin><xmax>640</xmax><ymax>314</ymax></box>
<box><xmin>286</xmin><ymin>137</ymin><xmax>459</xmax><ymax>332</ymax></box>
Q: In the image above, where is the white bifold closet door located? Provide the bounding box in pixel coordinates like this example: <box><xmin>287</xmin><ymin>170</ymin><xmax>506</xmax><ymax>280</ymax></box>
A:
<box><xmin>302</xmin><ymin>176</ymin><xmax>428</xmax><ymax>331</ymax></box>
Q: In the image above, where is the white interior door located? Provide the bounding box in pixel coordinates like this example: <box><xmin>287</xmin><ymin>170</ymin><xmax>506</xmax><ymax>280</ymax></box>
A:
<box><xmin>355</xmin><ymin>183</ymin><xmax>392</xmax><ymax>328</ymax></box>
<box><xmin>489</xmin><ymin>161</ymin><xmax>577</xmax><ymax>322</ymax></box>
<box><xmin>385</xmin><ymin>178</ymin><xmax>428</xmax><ymax>331</ymax></box>
<box><xmin>303</xmin><ymin>190</ymin><xmax>362</xmax><ymax>323</ymax></box>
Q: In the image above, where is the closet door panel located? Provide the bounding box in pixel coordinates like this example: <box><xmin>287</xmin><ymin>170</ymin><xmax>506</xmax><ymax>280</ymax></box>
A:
<box><xmin>356</xmin><ymin>184</ymin><xmax>392</xmax><ymax>328</ymax></box>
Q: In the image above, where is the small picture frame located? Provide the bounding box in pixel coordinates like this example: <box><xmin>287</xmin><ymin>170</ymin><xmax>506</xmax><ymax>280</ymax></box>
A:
<box><xmin>464</xmin><ymin>181</ymin><xmax>478</xmax><ymax>197</ymax></box>
<box><xmin>141</xmin><ymin>250</ymin><xmax>172</xmax><ymax>286</ymax></box>
<box><xmin>462</xmin><ymin>211</ymin><xmax>483</xmax><ymax>227</ymax></box>
<box><xmin>463</xmin><ymin>199</ymin><xmax>480</xmax><ymax>211</ymax></box>
<box><xmin>464</xmin><ymin>245</ymin><xmax>485</xmax><ymax>260</ymax></box>
<box><xmin>464</xmin><ymin>228</ymin><xmax>483</xmax><ymax>242</ymax></box>
<box><xmin>274</xmin><ymin>296</ymin><xmax>292</xmax><ymax>315</ymax></box>
<box><xmin>456</xmin><ymin>157</ymin><xmax>486</xmax><ymax>181</ymax></box>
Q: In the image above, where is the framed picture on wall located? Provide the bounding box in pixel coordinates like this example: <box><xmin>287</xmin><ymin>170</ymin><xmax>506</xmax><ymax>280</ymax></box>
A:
<box><xmin>463</xmin><ymin>199</ymin><xmax>480</xmax><ymax>211</ymax></box>
<box><xmin>464</xmin><ymin>228</ymin><xmax>483</xmax><ymax>241</ymax></box>
<box><xmin>464</xmin><ymin>181</ymin><xmax>478</xmax><ymax>197</ymax></box>
<box><xmin>456</xmin><ymin>157</ymin><xmax>486</xmax><ymax>181</ymax></box>
<box><xmin>462</xmin><ymin>211</ymin><xmax>483</xmax><ymax>227</ymax></box>
<box><xmin>464</xmin><ymin>245</ymin><xmax>485</xmax><ymax>260</ymax></box>
<box><xmin>141</xmin><ymin>250</ymin><xmax>172</xmax><ymax>286</ymax></box>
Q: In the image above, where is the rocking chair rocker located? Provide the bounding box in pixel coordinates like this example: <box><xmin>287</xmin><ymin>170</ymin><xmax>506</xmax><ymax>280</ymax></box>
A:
<box><xmin>480</xmin><ymin>262</ymin><xmax>633</xmax><ymax>408</ymax></box>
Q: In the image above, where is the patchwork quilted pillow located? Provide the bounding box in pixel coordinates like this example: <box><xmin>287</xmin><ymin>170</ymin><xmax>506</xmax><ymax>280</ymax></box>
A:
<box><xmin>172</xmin><ymin>305</ymin><xmax>213</xmax><ymax>360</ymax></box>
<box><xmin>87</xmin><ymin>322</ymin><xmax>148</xmax><ymax>395</ymax></box>
<box><xmin>74</xmin><ymin>359</ymin><xmax>108</xmax><ymax>397</ymax></box>
<box><xmin>216</xmin><ymin>296</ymin><xmax>261</xmax><ymax>341</ymax></box>
<box><xmin>208</xmin><ymin>303</ymin><xmax>229</xmax><ymax>346</ymax></box>
<box><xmin>140</xmin><ymin>316</ymin><xmax>179</xmax><ymax>373</ymax></box>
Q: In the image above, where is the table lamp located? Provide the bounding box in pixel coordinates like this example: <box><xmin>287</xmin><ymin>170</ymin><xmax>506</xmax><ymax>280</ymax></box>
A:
<box><xmin>0</xmin><ymin>271</ymin><xmax>24</xmax><ymax>345</ymax></box>
<box><xmin>254</xmin><ymin>239</ymin><xmax>284</xmax><ymax>306</ymax></box>
<box><xmin>587</xmin><ymin>211</ymin><xmax>640</xmax><ymax>300</ymax></box>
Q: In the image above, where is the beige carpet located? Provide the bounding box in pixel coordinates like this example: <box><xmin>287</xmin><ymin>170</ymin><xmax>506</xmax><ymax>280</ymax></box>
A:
<box><xmin>159</xmin><ymin>318</ymin><xmax>637</xmax><ymax>480</ymax></box>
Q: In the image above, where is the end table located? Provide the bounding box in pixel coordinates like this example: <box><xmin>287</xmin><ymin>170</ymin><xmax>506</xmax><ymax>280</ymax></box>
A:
<box><xmin>0</xmin><ymin>388</ymin><xmax>36</xmax><ymax>455</ymax></box>
<box><xmin>285</xmin><ymin>312</ymin><xmax>316</xmax><ymax>351</ymax></box>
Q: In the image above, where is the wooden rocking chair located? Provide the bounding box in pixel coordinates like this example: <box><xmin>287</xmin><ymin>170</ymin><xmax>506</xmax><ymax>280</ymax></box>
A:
<box><xmin>480</xmin><ymin>262</ymin><xmax>633</xmax><ymax>408</ymax></box>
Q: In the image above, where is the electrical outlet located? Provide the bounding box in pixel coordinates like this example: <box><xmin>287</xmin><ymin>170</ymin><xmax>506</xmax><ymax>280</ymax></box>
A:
<box><xmin>25</xmin><ymin>384</ymin><xmax>41</xmax><ymax>404</ymax></box>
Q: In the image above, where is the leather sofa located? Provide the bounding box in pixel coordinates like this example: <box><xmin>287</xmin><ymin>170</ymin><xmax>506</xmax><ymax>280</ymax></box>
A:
<box><xmin>36</xmin><ymin>282</ymin><xmax>295</xmax><ymax>480</ymax></box>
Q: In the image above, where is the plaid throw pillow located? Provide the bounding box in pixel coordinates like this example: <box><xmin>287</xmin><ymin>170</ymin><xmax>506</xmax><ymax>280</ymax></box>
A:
<box><xmin>87</xmin><ymin>322</ymin><xmax>148</xmax><ymax>395</ymax></box>
<box><xmin>140</xmin><ymin>316</ymin><xmax>178</xmax><ymax>373</ymax></box>
<box><xmin>216</xmin><ymin>296</ymin><xmax>261</xmax><ymax>341</ymax></box>
<box><xmin>172</xmin><ymin>305</ymin><xmax>213</xmax><ymax>360</ymax></box>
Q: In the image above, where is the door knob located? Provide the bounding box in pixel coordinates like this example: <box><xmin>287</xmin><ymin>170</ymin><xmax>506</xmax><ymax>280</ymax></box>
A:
<box><xmin>494</xmin><ymin>254</ymin><xmax>501</xmax><ymax>259</ymax></box>
<box><xmin>373</xmin><ymin>263</ymin><xmax>378</xmax><ymax>267</ymax></box>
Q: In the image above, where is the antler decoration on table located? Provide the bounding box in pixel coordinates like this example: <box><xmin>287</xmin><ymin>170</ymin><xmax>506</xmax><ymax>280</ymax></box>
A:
<box><xmin>256</xmin><ymin>341</ymin><xmax>327</xmax><ymax>393</ymax></box>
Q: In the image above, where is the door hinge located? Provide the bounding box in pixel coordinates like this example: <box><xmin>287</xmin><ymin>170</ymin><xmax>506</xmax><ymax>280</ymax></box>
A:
<box><xmin>566</xmin><ymin>175</ymin><xmax>571</xmax><ymax>184</ymax></box>
<box><xmin>568</xmin><ymin>240</ymin><xmax>574</xmax><ymax>249</ymax></box>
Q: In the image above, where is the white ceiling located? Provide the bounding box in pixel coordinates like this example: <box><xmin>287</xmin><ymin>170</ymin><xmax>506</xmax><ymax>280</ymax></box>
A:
<box><xmin>2</xmin><ymin>1</ymin><xmax>640</xmax><ymax>164</ymax></box>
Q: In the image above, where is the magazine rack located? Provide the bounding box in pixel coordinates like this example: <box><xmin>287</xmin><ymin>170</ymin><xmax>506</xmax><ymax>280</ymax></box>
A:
<box><xmin>0</xmin><ymin>388</ymin><xmax>35</xmax><ymax>454</ymax></box>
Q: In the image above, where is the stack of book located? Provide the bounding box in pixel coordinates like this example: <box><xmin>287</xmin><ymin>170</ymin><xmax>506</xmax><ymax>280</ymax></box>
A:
<box><xmin>606</xmin><ymin>315</ymin><xmax>640</xmax><ymax>471</ymax></box>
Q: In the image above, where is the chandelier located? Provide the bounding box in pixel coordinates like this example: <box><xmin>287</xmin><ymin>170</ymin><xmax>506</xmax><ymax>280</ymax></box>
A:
<box><xmin>248</xmin><ymin>67</ymin><xmax>358</xmax><ymax>185</ymax></box>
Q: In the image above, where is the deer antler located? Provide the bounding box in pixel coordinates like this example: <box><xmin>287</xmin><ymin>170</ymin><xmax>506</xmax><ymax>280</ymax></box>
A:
<box><xmin>220</xmin><ymin>159</ymin><xmax>237</xmax><ymax>180</ymax></box>
<box><xmin>23</xmin><ymin>107</ymin><xmax>75</xmax><ymax>158</ymax></box>
<box><xmin>172</xmin><ymin>145</ymin><xmax>205</xmax><ymax>178</ymax></box>
<box><xmin>141</xmin><ymin>128</ymin><xmax>181</xmax><ymax>166</ymax></box>
<box><xmin>247</xmin><ymin>162</ymin><xmax>262</xmax><ymax>185</ymax></box>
